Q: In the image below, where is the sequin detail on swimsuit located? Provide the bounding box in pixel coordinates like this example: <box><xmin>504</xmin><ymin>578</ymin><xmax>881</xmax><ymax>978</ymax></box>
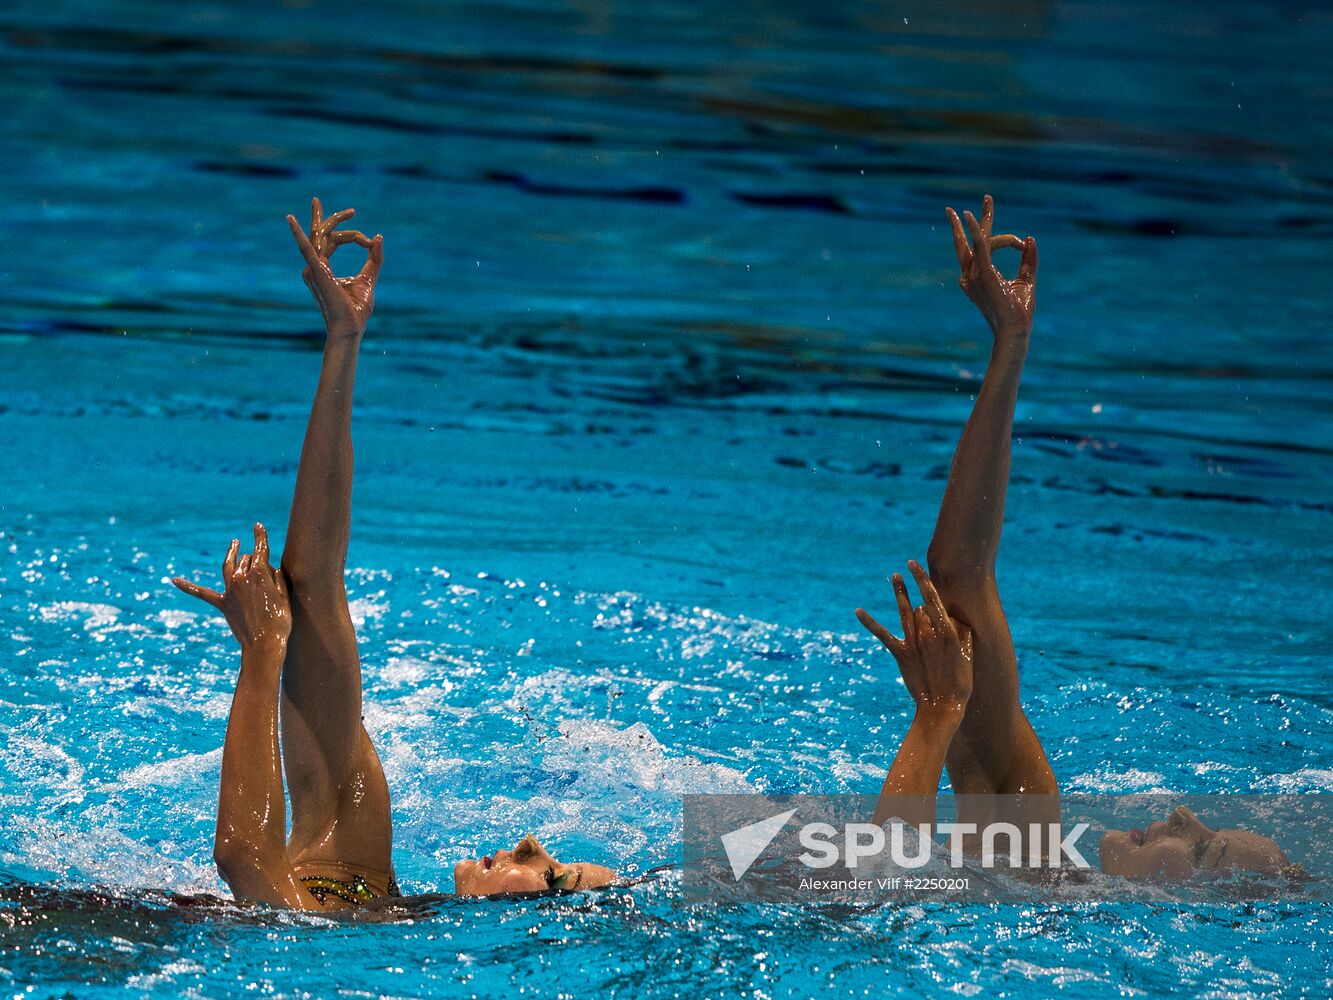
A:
<box><xmin>300</xmin><ymin>872</ymin><xmax>401</xmax><ymax>906</ymax></box>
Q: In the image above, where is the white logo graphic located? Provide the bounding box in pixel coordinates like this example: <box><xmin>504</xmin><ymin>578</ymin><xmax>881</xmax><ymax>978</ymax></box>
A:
<box><xmin>721</xmin><ymin>809</ymin><xmax>797</xmax><ymax>880</ymax></box>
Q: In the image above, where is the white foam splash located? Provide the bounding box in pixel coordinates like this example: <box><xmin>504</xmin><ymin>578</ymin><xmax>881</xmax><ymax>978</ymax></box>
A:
<box><xmin>39</xmin><ymin>601</ymin><xmax>121</xmax><ymax>630</ymax></box>
<box><xmin>1258</xmin><ymin>768</ymin><xmax>1333</xmax><ymax>792</ymax></box>
<box><xmin>151</xmin><ymin>608</ymin><xmax>200</xmax><ymax>630</ymax></box>
<box><xmin>348</xmin><ymin>594</ymin><xmax>389</xmax><ymax>627</ymax></box>
<box><xmin>380</xmin><ymin>655</ymin><xmax>433</xmax><ymax>686</ymax></box>
<box><xmin>543</xmin><ymin>719</ymin><xmax>753</xmax><ymax>796</ymax></box>
<box><xmin>0</xmin><ymin>735</ymin><xmax>86</xmax><ymax>806</ymax></box>
<box><xmin>3</xmin><ymin>812</ymin><xmax>220</xmax><ymax>894</ymax></box>
<box><xmin>1068</xmin><ymin>768</ymin><xmax>1171</xmax><ymax>793</ymax></box>
<box><xmin>116</xmin><ymin>748</ymin><xmax>222</xmax><ymax>791</ymax></box>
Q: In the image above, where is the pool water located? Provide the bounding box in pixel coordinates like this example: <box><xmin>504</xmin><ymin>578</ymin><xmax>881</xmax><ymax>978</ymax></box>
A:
<box><xmin>2</xmin><ymin>1</ymin><xmax>1331</xmax><ymax>996</ymax></box>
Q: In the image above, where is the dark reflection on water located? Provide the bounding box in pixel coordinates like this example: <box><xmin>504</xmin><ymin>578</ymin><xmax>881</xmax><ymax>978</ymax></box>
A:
<box><xmin>3</xmin><ymin>1</ymin><xmax>1330</xmax><ymax>412</ymax></box>
<box><xmin>3</xmin><ymin>7</ymin><xmax>1329</xmax><ymax>339</ymax></box>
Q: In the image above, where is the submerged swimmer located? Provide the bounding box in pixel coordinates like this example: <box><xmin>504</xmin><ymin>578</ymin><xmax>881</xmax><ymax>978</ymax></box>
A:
<box><xmin>855</xmin><ymin>196</ymin><xmax>1291</xmax><ymax>882</ymax></box>
<box><xmin>173</xmin><ymin>201</ymin><xmax>613</xmax><ymax>908</ymax></box>
<box><xmin>1100</xmin><ymin>804</ymin><xmax>1290</xmax><ymax>880</ymax></box>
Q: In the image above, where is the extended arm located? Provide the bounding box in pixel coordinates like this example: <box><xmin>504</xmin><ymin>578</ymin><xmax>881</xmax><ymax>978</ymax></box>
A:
<box><xmin>857</xmin><ymin>562</ymin><xmax>974</xmax><ymax>827</ymax></box>
<box><xmin>281</xmin><ymin>202</ymin><xmax>381</xmax><ymax>589</ymax></box>
<box><xmin>926</xmin><ymin>196</ymin><xmax>1036</xmax><ymax>590</ymax></box>
<box><xmin>282</xmin><ymin>338</ymin><xmax>358</xmax><ymax>584</ymax></box>
<box><xmin>214</xmin><ymin>634</ymin><xmax>306</xmax><ymax>905</ymax></box>
<box><xmin>174</xmin><ymin>525</ymin><xmax>308</xmax><ymax>907</ymax></box>
<box><xmin>276</xmin><ymin>200</ymin><xmax>395</xmax><ymax>876</ymax></box>
<box><xmin>924</xmin><ymin>196</ymin><xmax>1056</xmax><ymax>796</ymax></box>
<box><xmin>874</xmin><ymin>709</ymin><xmax>963</xmax><ymax>828</ymax></box>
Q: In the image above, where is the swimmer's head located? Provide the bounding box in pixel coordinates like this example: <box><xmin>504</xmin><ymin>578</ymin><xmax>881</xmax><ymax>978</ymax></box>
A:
<box><xmin>1100</xmin><ymin>805</ymin><xmax>1290</xmax><ymax>881</ymax></box>
<box><xmin>453</xmin><ymin>834</ymin><xmax>616</xmax><ymax>897</ymax></box>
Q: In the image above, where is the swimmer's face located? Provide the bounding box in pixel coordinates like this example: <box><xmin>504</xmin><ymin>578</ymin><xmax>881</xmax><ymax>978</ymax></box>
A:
<box><xmin>1100</xmin><ymin>806</ymin><xmax>1288</xmax><ymax>880</ymax></box>
<box><xmin>453</xmin><ymin>834</ymin><xmax>616</xmax><ymax>897</ymax></box>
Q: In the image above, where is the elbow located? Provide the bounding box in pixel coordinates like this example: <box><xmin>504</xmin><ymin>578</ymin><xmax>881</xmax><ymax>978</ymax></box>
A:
<box><xmin>213</xmin><ymin>834</ymin><xmax>272</xmax><ymax>888</ymax></box>
<box><xmin>213</xmin><ymin>837</ymin><xmax>291</xmax><ymax>906</ymax></box>
<box><xmin>212</xmin><ymin>836</ymin><xmax>252</xmax><ymax>884</ymax></box>
<box><xmin>927</xmin><ymin>549</ymin><xmax>991</xmax><ymax>594</ymax></box>
<box><xmin>278</xmin><ymin>556</ymin><xmax>344</xmax><ymax>601</ymax></box>
<box><xmin>213</xmin><ymin>849</ymin><xmax>241</xmax><ymax>888</ymax></box>
<box><xmin>924</xmin><ymin>545</ymin><xmax>995</xmax><ymax>601</ymax></box>
<box><xmin>213</xmin><ymin>833</ymin><xmax>299</xmax><ymax>908</ymax></box>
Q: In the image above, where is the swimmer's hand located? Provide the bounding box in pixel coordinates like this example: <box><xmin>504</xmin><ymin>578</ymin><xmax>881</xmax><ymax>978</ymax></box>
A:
<box><xmin>173</xmin><ymin>523</ymin><xmax>292</xmax><ymax>649</ymax></box>
<box><xmin>855</xmin><ymin>560</ymin><xmax>973</xmax><ymax>717</ymax></box>
<box><xmin>945</xmin><ymin>194</ymin><xmax>1037</xmax><ymax>341</ymax></box>
<box><xmin>287</xmin><ymin>197</ymin><xmax>384</xmax><ymax>339</ymax></box>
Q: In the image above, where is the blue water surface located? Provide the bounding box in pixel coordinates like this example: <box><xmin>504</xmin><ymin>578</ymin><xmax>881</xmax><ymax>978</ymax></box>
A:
<box><xmin>1</xmin><ymin>0</ymin><xmax>1331</xmax><ymax>996</ymax></box>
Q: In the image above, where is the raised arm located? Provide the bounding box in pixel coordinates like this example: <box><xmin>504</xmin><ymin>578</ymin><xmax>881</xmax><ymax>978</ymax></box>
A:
<box><xmin>856</xmin><ymin>561</ymin><xmax>974</xmax><ymax>827</ymax></box>
<box><xmin>923</xmin><ymin>196</ymin><xmax>1056</xmax><ymax>797</ymax></box>
<box><xmin>927</xmin><ymin>195</ymin><xmax>1035</xmax><ymax>590</ymax></box>
<box><xmin>276</xmin><ymin>201</ymin><xmax>395</xmax><ymax>884</ymax></box>
<box><xmin>173</xmin><ymin>525</ymin><xmax>308</xmax><ymax>907</ymax></box>
<box><xmin>281</xmin><ymin>200</ymin><xmax>381</xmax><ymax>587</ymax></box>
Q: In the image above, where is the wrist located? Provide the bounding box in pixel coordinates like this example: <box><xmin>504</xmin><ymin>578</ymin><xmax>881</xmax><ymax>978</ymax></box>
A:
<box><xmin>913</xmin><ymin>698</ymin><xmax>968</xmax><ymax>727</ymax></box>
<box><xmin>240</xmin><ymin>633</ymin><xmax>289</xmax><ymax>658</ymax></box>
<box><xmin>992</xmin><ymin>323</ymin><xmax>1031</xmax><ymax>346</ymax></box>
<box><xmin>988</xmin><ymin>336</ymin><xmax>1029</xmax><ymax>371</ymax></box>
<box><xmin>325</xmin><ymin>324</ymin><xmax>365</xmax><ymax>343</ymax></box>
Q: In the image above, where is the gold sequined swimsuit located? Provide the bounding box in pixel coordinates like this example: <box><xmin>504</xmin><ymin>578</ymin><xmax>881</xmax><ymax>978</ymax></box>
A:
<box><xmin>294</xmin><ymin>862</ymin><xmax>400</xmax><ymax>907</ymax></box>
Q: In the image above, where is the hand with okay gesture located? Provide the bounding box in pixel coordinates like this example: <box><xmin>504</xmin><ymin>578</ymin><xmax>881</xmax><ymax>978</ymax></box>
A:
<box><xmin>945</xmin><ymin>194</ymin><xmax>1037</xmax><ymax>343</ymax></box>
<box><xmin>286</xmin><ymin>197</ymin><xmax>384</xmax><ymax>340</ymax></box>
<box><xmin>856</xmin><ymin>560</ymin><xmax>974</xmax><ymax>718</ymax></box>
<box><xmin>172</xmin><ymin>524</ymin><xmax>292</xmax><ymax>649</ymax></box>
